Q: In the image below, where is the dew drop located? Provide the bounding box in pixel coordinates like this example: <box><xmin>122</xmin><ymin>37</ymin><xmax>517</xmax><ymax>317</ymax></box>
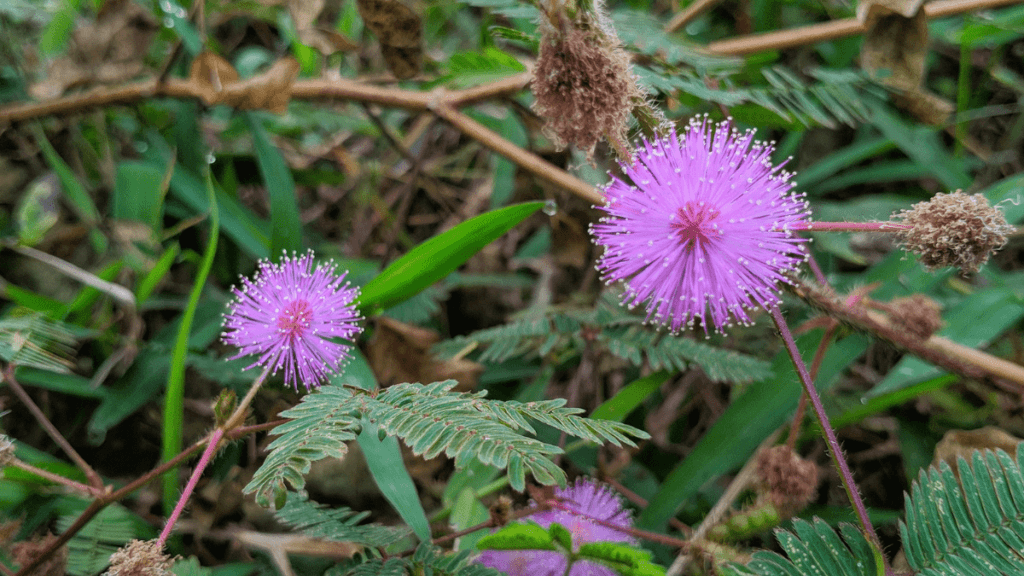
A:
<box><xmin>542</xmin><ymin>199</ymin><xmax>558</xmax><ymax>216</ymax></box>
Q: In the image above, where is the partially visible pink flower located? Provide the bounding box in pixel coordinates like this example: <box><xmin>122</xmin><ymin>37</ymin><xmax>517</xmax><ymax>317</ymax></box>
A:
<box><xmin>590</xmin><ymin>118</ymin><xmax>810</xmax><ymax>334</ymax></box>
<box><xmin>477</xmin><ymin>479</ymin><xmax>634</xmax><ymax>576</ymax></box>
<box><xmin>222</xmin><ymin>251</ymin><xmax>362</xmax><ymax>391</ymax></box>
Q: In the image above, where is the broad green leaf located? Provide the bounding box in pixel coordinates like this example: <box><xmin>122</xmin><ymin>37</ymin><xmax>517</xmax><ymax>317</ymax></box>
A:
<box><xmin>358</xmin><ymin>420</ymin><xmax>431</xmax><ymax>542</ymax></box>
<box><xmin>591</xmin><ymin>371</ymin><xmax>669</xmax><ymax>422</ymax></box>
<box><xmin>136</xmin><ymin>244</ymin><xmax>180</xmax><ymax>305</ymax></box>
<box><xmin>477</xmin><ymin>521</ymin><xmax>556</xmax><ymax>551</ymax></box>
<box><xmin>245</xmin><ymin>112</ymin><xmax>303</xmax><ymax>257</ymax></box>
<box><xmin>145</xmin><ymin>140</ymin><xmax>269</xmax><ymax>259</ymax></box>
<box><xmin>867</xmin><ymin>101</ymin><xmax>972</xmax><ymax>191</ymax></box>
<box><xmin>157</xmin><ymin>0</ymin><xmax>202</xmax><ymax>55</ymax></box>
<box><xmin>113</xmin><ymin>161</ymin><xmax>167</xmax><ymax>230</ymax></box>
<box><xmin>357</xmin><ymin>202</ymin><xmax>544</xmax><ymax>314</ymax></box>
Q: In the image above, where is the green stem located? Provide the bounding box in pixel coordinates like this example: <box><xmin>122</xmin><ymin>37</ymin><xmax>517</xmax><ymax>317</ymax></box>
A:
<box><xmin>161</xmin><ymin>170</ymin><xmax>219</xmax><ymax>515</ymax></box>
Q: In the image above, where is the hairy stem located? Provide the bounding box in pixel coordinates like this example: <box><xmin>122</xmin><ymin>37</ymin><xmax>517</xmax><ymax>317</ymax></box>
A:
<box><xmin>157</xmin><ymin>428</ymin><xmax>224</xmax><ymax>546</ymax></box>
<box><xmin>769</xmin><ymin>305</ymin><xmax>888</xmax><ymax>572</ymax></box>
<box><xmin>790</xmin><ymin>222</ymin><xmax>911</xmax><ymax>233</ymax></box>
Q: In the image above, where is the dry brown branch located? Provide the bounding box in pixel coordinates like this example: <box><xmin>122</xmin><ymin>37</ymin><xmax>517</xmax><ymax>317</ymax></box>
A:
<box><xmin>705</xmin><ymin>0</ymin><xmax>1024</xmax><ymax>55</ymax></box>
<box><xmin>429</xmin><ymin>103</ymin><xmax>605</xmax><ymax>205</ymax></box>
<box><xmin>792</xmin><ymin>279</ymin><xmax>1024</xmax><ymax>389</ymax></box>
<box><xmin>665</xmin><ymin>0</ymin><xmax>726</xmax><ymax>32</ymax></box>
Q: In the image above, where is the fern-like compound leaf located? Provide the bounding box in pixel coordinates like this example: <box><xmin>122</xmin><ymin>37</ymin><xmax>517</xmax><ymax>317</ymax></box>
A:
<box><xmin>243</xmin><ymin>384</ymin><xmax>362</xmax><ymax>508</ymax></box>
<box><xmin>0</xmin><ymin>310</ymin><xmax>76</xmax><ymax>373</ymax></box>
<box><xmin>902</xmin><ymin>449</ymin><xmax>1024</xmax><ymax>576</ymax></box>
<box><xmin>735</xmin><ymin>519</ymin><xmax>877</xmax><ymax>576</ymax></box>
<box><xmin>433</xmin><ymin>295</ymin><xmax>770</xmax><ymax>384</ymax></box>
<box><xmin>275</xmin><ymin>494</ymin><xmax>409</xmax><ymax>548</ymax></box>
<box><xmin>363</xmin><ymin>381</ymin><xmax>566</xmax><ymax>491</ymax></box>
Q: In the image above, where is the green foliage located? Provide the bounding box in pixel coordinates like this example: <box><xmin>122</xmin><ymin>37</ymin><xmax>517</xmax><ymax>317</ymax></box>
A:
<box><xmin>735</xmin><ymin>519</ymin><xmax>881</xmax><ymax>576</ymax></box>
<box><xmin>478</xmin><ymin>521</ymin><xmax>665</xmax><ymax>576</ymax></box>
<box><xmin>434</xmin><ymin>293</ymin><xmax>771</xmax><ymax>384</ymax></box>
<box><xmin>902</xmin><ymin>450</ymin><xmax>1024</xmax><ymax>575</ymax></box>
<box><xmin>338</xmin><ymin>544</ymin><xmax>505</xmax><ymax>576</ymax></box>
<box><xmin>275</xmin><ymin>494</ymin><xmax>408</xmax><ymax>548</ymax></box>
<box><xmin>57</xmin><ymin>503</ymin><xmax>153</xmax><ymax>576</ymax></box>
<box><xmin>636</xmin><ymin>67</ymin><xmax>880</xmax><ymax>129</ymax></box>
<box><xmin>244</xmin><ymin>383</ymin><xmax>362</xmax><ymax>508</ymax></box>
<box><xmin>245</xmin><ymin>379</ymin><xmax>647</xmax><ymax>506</ymax></box>
<box><xmin>737</xmin><ymin>449</ymin><xmax>1024</xmax><ymax>576</ymax></box>
<box><xmin>357</xmin><ymin>202</ymin><xmax>545</xmax><ymax>314</ymax></box>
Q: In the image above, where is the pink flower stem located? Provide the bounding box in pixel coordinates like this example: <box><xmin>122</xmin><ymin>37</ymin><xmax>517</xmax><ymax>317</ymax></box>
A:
<box><xmin>156</xmin><ymin>366</ymin><xmax>270</xmax><ymax>547</ymax></box>
<box><xmin>156</xmin><ymin>427</ymin><xmax>223</xmax><ymax>547</ymax></box>
<box><xmin>769</xmin><ymin>305</ymin><xmax>891</xmax><ymax>575</ymax></box>
<box><xmin>789</xmin><ymin>221</ymin><xmax>910</xmax><ymax>233</ymax></box>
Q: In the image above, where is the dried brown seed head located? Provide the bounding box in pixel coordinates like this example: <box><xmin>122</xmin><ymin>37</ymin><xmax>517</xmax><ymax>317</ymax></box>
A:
<box><xmin>12</xmin><ymin>533</ymin><xmax>68</xmax><ymax>576</ymax></box>
<box><xmin>894</xmin><ymin>191</ymin><xmax>1016</xmax><ymax>274</ymax></box>
<box><xmin>887</xmin><ymin>294</ymin><xmax>942</xmax><ymax>339</ymax></box>
<box><xmin>106</xmin><ymin>540</ymin><xmax>174</xmax><ymax>576</ymax></box>
<box><xmin>532</xmin><ymin>22</ymin><xmax>641</xmax><ymax>159</ymax></box>
<box><xmin>756</xmin><ymin>445</ymin><xmax>818</xmax><ymax>515</ymax></box>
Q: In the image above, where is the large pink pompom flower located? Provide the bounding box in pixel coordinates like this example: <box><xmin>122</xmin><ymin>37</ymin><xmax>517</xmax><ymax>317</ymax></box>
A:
<box><xmin>590</xmin><ymin>118</ymin><xmax>810</xmax><ymax>334</ymax></box>
<box><xmin>222</xmin><ymin>251</ymin><xmax>362</xmax><ymax>391</ymax></box>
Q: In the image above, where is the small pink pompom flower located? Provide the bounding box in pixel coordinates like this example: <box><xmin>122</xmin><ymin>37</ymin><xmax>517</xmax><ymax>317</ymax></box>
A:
<box><xmin>222</xmin><ymin>251</ymin><xmax>362</xmax><ymax>392</ymax></box>
<box><xmin>477</xmin><ymin>479</ymin><xmax>634</xmax><ymax>576</ymax></box>
<box><xmin>590</xmin><ymin>118</ymin><xmax>810</xmax><ymax>334</ymax></box>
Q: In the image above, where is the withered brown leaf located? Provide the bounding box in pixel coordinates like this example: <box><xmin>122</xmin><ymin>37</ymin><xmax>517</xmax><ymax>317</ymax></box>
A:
<box><xmin>356</xmin><ymin>0</ymin><xmax>423</xmax><ymax>79</ymax></box>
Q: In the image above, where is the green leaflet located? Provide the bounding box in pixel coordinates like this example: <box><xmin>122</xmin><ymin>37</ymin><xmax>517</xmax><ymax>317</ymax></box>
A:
<box><xmin>357</xmin><ymin>202</ymin><xmax>544</xmax><ymax>314</ymax></box>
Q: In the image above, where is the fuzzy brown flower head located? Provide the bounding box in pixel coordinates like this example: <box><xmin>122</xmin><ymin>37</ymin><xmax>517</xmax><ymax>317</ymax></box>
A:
<box><xmin>0</xmin><ymin>434</ymin><xmax>13</xmax><ymax>468</ymax></box>
<box><xmin>12</xmin><ymin>533</ymin><xmax>68</xmax><ymax>576</ymax></box>
<box><xmin>532</xmin><ymin>23</ymin><xmax>640</xmax><ymax>158</ymax></box>
<box><xmin>887</xmin><ymin>294</ymin><xmax>942</xmax><ymax>339</ymax></box>
<box><xmin>894</xmin><ymin>191</ymin><xmax>1016</xmax><ymax>274</ymax></box>
<box><xmin>106</xmin><ymin>540</ymin><xmax>174</xmax><ymax>576</ymax></box>
<box><xmin>756</xmin><ymin>445</ymin><xmax>818</xmax><ymax>514</ymax></box>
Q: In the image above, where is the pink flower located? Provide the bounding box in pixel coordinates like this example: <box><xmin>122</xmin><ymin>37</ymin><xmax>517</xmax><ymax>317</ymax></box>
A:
<box><xmin>222</xmin><ymin>251</ymin><xmax>362</xmax><ymax>391</ymax></box>
<box><xmin>477</xmin><ymin>479</ymin><xmax>634</xmax><ymax>576</ymax></box>
<box><xmin>590</xmin><ymin>118</ymin><xmax>810</xmax><ymax>334</ymax></box>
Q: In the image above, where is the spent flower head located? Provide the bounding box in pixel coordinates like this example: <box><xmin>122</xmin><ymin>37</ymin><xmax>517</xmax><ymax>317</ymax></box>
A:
<box><xmin>532</xmin><ymin>2</ymin><xmax>644</xmax><ymax>159</ymax></box>
<box><xmin>222</xmin><ymin>251</ymin><xmax>362</xmax><ymax>392</ymax></box>
<box><xmin>477</xmin><ymin>479</ymin><xmax>634</xmax><ymax>576</ymax></box>
<box><xmin>105</xmin><ymin>540</ymin><xmax>174</xmax><ymax>576</ymax></box>
<box><xmin>590</xmin><ymin>117</ymin><xmax>810</xmax><ymax>334</ymax></box>
<box><xmin>893</xmin><ymin>190</ymin><xmax>1016</xmax><ymax>274</ymax></box>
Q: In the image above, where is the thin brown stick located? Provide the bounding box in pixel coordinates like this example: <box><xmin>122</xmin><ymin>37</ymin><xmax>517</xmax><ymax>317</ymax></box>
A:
<box><xmin>430</xmin><ymin>103</ymin><xmax>605</xmax><ymax>205</ymax></box>
<box><xmin>665</xmin><ymin>0</ymin><xmax>726</xmax><ymax>33</ymax></box>
<box><xmin>0</xmin><ymin>73</ymin><xmax>532</xmax><ymax>124</ymax></box>
<box><xmin>2</xmin><ymin>365</ymin><xmax>104</xmax><ymax>489</ymax></box>
<box><xmin>791</xmin><ymin>279</ymin><xmax>1024</xmax><ymax>388</ymax></box>
<box><xmin>706</xmin><ymin>0</ymin><xmax>1024</xmax><ymax>55</ymax></box>
<box><xmin>9</xmin><ymin>459</ymin><xmax>100</xmax><ymax>497</ymax></box>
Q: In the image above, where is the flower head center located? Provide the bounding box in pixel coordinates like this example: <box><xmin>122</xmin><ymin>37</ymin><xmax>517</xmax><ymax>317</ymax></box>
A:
<box><xmin>670</xmin><ymin>201</ymin><xmax>721</xmax><ymax>248</ymax></box>
<box><xmin>277</xmin><ymin>299</ymin><xmax>313</xmax><ymax>338</ymax></box>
